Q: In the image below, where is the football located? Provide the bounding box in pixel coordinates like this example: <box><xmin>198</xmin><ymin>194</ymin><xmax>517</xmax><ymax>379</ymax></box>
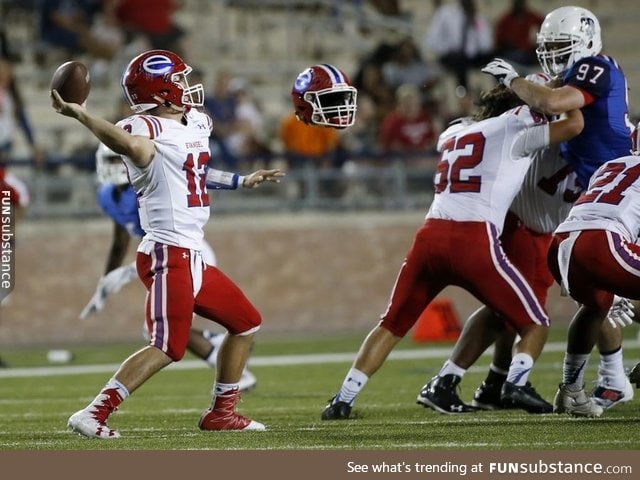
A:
<box><xmin>50</xmin><ymin>61</ymin><xmax>91</xmax><ymax>104</ymax></box>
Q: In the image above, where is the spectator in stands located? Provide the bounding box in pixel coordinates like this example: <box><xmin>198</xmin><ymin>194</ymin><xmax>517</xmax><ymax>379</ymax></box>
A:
<box><xmin>106</xmin><ymin>0</ymin><xmax>186</xmax><ymax>57</ymax></box>
<box><xmin>204</xmin><ymin>70</ymin><xmax>239</xmax><ymax>170</ymax></box>
<box><xmin>382</xmin><ymin>36</ymin><xmax>442</xmax><ymax>93</ymax></box>
<box><xmin>279</xmin><ymin>110</ymin><xmax>340</xmax><ymax>169</ymax></box>
<box><xmin>36</xmin><ymin>0</ymin><xmax>119</xmax><ymax>65</ymax></box>
<box><xmin>494</xmin><ymin>0</ymin><xmax>544</xmax><ymax>68</ymax></box>
<box><xmin>226</xmin><ymin>79</ymin><xmax>271</xmax><ymax>167</ymax></box>
<box><xmin>353</xmin><ymin>42</ymin><xmax>396</xmax><ymax>128</ymax></box>
<box><xmin>0</xmin><ymin>26</ymin><xmax>43</xmax><ymax>167</ymax></box>
<box><xmin>279</xmin><ymin>110</ymin><xmax>341</xmax><ymax>197</ymax></box>
<box><xmin>424</xmin><ymin>0</ymin><xmax>493</xmax><ymax>90</ymax></box>
<box><xmin>379</xmin><ymin>84</ymin><xmax>438</xmax><ymax>161</ymax></box>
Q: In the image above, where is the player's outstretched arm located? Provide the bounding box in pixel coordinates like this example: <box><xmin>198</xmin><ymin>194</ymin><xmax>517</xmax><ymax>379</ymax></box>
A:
<box><xmin>548</xmin><ymin>108</ymin><xmax>584</xmax><ymax>145</ymax></box>
<box><xmin>242</xmin><ymin>169</ymin><xmax>286</xmax><ymax>188</ymax></box>
<box><xmin>50</xmin><ymin>89</ymin><xmax>155</xmax><ymax>168</ymax></box>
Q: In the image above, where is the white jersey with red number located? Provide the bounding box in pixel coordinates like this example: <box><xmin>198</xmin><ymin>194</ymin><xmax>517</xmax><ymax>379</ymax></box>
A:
<box><xmin>509</xmin><ymin>147</ymin><xmax>582</xmax><ymax>234</ymax></box>
<box><xmin>117</xmin><ymin>110</ymin><xmax>214</xmax><ymax>251</ymax></box>
<box><xmin>427</xmin><ymin>105</ymin><xmax>550</xmax><ymax>234</ymax></box>
<box><xmin>556</xmin><ymin>156</ymin><xmax>640</xmax><ymax>242</ymax></box>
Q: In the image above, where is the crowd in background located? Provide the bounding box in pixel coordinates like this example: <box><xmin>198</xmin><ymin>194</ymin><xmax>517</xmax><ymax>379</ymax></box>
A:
<box><xmin>1</xmin><ymin>0</ymin><xmax>548</xmax><ymax>188</ymax></box>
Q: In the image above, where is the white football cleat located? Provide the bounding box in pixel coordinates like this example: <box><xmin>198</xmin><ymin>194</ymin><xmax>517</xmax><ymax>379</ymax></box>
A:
<box><xmin>591</xmin><ymin>377</ymin><xmax>634</xmax><ymax>410</ymax></box>
<box><xmin>68</xmin><ymin>408</ymin><xmax>121</xmax><ymax>439</ymax></box>
<box><xmin>553</xmin><ymin>383</ymin><xmax>603</xmax><ymax>418</ymax></box>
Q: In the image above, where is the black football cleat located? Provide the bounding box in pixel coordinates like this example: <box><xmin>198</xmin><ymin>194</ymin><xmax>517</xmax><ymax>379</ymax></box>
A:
<box><xmin>416</xmin><ymin>374</ymin><xmax>476</xmax><ymax>414</ymax></box>
<box><xmin>471</xmin><ymin>380</ymin><xmax>505</xmax><ymax>410</ymax></box>
<box><xmin>500</xmin><ymin>381</ymin><xmax>552</xmax><ymax>414</ymax></box>
<box><xmin>321</xmin><ymin>396</ymin><xmax>352</xmax><ymax>420</ymax></box>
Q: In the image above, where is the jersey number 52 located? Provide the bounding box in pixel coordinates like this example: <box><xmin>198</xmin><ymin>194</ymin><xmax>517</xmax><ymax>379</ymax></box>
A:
<box><xmin>434</xmin><ymin>132</ymin><xmax>485</xmax><ymax>194</ymax></box>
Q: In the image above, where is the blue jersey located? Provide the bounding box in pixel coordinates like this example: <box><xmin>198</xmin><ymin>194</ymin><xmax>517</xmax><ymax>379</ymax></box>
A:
<box><xmin>560</xmin><ymin>55</ymin><xmax>632</xmax><ymax>188</ymax></box>
<box><xmin>96</xmin><ymin>183</ymin><xmax>145</xmax><ymax>237</ymax></box>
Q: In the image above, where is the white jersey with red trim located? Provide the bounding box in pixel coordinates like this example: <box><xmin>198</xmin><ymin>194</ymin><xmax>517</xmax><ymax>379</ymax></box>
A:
<box><xmin>116</xmin><ymin>110</ymin><xmax>214</xmax><ymax>251</ymax></box>
<box><xmin>556</xmin><ymin>156</ymin><xmax>640</xmax><ymax>242</ymax></box>
<box><xmin>509</xmin><ymin>147</ymin><xmax>582</xmax><ymax>234</ymax></box>
<box><xmin>427</xmin><ymin>105</ymin><xmax>550</xmax><ymax>234</ymax></box>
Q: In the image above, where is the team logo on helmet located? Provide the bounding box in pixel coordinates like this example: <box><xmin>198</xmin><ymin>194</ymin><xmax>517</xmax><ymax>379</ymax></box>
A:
<box><xmin>580</xmin><ymin>16</ymin><xmax>596</xmax><ymax>39</ymax></box>
<box><xmin>142</xmin><ymin>55</ymin><xmax>174</xmax><ymax>76</ymax></box>
<box><xmin>293</xmin><ymin>69</ymin><xmax>313</xmax><ymax>93</ymax></box>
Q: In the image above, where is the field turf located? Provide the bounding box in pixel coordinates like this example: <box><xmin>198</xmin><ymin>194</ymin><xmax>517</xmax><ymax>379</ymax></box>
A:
<box><xmin>1</xmin><ymin>329</ymin><xmax>640</xmax><ymax>451</ymax></box>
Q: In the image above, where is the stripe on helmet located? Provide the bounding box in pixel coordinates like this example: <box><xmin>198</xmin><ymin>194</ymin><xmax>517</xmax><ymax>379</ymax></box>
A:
<box><xmin>319</xmin><ymin>64</ymin><xmax>344</xmax><ymax>85</ymax></box>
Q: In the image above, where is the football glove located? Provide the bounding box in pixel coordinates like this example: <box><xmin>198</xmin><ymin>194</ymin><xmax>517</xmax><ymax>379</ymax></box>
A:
<box><xmin>79</xmin><ymin>262</ymin><xmax>137</xmax><ymax>319</ymax></box>
<box><xmin>606</xmin><ymin>295</ymin><xmax>635</xmax><ymax>328</ymax></box>
<box><xmin>481</xmin><ymin>58</ymin><xmax>520</xmax><ymax>88</ymax></box>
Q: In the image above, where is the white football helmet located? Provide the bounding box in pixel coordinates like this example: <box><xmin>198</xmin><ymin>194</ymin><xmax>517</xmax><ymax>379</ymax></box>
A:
<box><xmin>536</xmin><ymin>6</ymin><xmax>602</xmax><ymax>76</ymax></box>
<box><xmin>95</xmin><ymin>143</ymin><xmax>129</xmax><ymax>185</ymax></box>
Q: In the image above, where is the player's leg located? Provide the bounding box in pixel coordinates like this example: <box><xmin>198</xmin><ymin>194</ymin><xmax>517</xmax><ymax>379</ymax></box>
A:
<box><xmin>193</xmin><ymin>265</ymin><xmax>264</xmax><ymax>431</ymax></box>
<box><xmin>187</xmin><ymin>328</ymin><xmax>257</xmax><ymax>392</ymax></box>
<box><xmin>473</xmin><ymin>221</ymin><xmax>553</xmax><ymax>410</ymax></box>
<box><xmin>420</xmin><ymin>305</ymin><xmax>504</xmax><ymax>414</ymax></box>
<box><xmin>592</xmin><ymin>321</ymin><xmax>633</xmax><ymax>409</ymax></box>
<box><xmin>323</xmin><ymin>223</ymin><xmax>444</xmax><ymax>419</ymax></box>
<box><xmin>465</xmin><ymin>223</ymin><xmax>552</xmax><ymax>413</ymax></box>
<box><xmin>472</xmin><ymin>327</ymin><xmax>518</xmax><ymax>410</ymax></box>
<box><xmin>68</xmin><ymin>244</ymin><xmax>193</xmax><ymax>438</ymax></box>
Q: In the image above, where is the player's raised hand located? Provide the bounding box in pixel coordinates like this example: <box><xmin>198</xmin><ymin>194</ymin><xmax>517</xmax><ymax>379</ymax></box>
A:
<box><xmin>482</xmin><ymin>58</ymin><xmax>520</xmax><ymax>88</ymax></box>
<box><xmin>242</xmin><ymin>169</ymin><xmax>286</xmax><ymax>188</ymax></box>
<box><xmin>50</xmin><ymin>89</ymin><xmax>86</xmax><ymax>118</ymax></box>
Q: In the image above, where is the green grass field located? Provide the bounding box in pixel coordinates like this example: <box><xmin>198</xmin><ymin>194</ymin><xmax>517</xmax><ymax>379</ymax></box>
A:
<box><xmin>1</xmin><ymin>329</ymin><xmax>640</xmax><ymax>451</ymax></box>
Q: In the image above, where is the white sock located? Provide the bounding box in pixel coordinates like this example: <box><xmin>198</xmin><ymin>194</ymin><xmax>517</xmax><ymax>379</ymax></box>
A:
<box><xmin>214</xmin><ymin>382</ymin><xmax>239</xmax><ymax>396</ymax></box>
<box><xmin>103</xmin><ymin>378</ymin><xmax>129</xmax><ymax>400</ymax></box>
<box><xmin>562</xmin><ymin>352</ymin><xmax>591</xmax><ymax>389</ymax></box>
<box><xmin>507</xmin><ymin>353</ymin><xmax>534</xmax><ymax>386</ymax></box>
<box><xmin>598</xmin><ymin>348</ymin><xmax>626</xmax><ymax>390</ymax></box>
<box><xmin>438</xmin><ymin>360</ymin><xmax>466</xmax><ymax>378</ymax></box>
<box><xmin>336</xmin><ymin>368</ymin><xmax>368</xmax><ymax>406</ymax></box>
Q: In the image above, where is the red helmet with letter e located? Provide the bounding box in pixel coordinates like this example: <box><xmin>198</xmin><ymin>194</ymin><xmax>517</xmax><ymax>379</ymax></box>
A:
<box><xmin>291</xmin><ymin>64</ymin><xmax>357</xmax><ymax>128</ymax></box>
<box><xmin>121</xmin><ymin>49</ymin><xmax>204</xmax><ymax>113</ymax></box>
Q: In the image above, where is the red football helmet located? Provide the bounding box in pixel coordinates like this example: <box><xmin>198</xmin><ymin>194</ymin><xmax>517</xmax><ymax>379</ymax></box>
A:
<box><xmin>291</xmin><ymin>64</ymin><xmax>357</xmax><ymax>128</ymax></box>
<box><xmin>121</xmin><ymin>50</ymin><xmax>204</xmax><ymax>113</ymax></box>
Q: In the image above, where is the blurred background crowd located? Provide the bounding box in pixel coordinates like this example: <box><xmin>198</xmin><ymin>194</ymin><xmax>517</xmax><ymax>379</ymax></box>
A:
<box><xmin>0</xmin><ymin>0</ymin><xmax>638</xmax><ymax>216</ymax></box>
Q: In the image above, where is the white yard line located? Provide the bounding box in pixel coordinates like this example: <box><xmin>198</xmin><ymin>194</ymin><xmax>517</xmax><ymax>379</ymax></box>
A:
<box><xmin>0</xmin><ymin>340</ymin><xmax>638</xmax><ymax>379</ymax></box>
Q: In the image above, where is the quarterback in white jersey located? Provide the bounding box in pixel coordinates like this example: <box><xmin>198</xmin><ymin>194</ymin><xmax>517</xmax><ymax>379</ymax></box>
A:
<box><xmin>117</xmin><ymin>109</ymin><xmax>213</xmax><ymax>251</ymax></box>
<box><xmin>322</xmin><ymin>85</ymin><xmax>583</xmax><ymax>420</ymax></box>
<box><xmin>51</xmin><ymin>49</ymin><xmax>283</xmax><ymax>438</ymax></box>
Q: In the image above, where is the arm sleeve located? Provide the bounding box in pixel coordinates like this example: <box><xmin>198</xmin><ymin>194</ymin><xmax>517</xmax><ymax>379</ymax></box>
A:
<box><xmin>511</xmin><ymin>124</ymin><xmax>550</xmax><ymax>158</ymax></box>
<box><xmin>205</xmin><ymin>169</ymin><xmax>243</xmax><ymax>190</ymax></box>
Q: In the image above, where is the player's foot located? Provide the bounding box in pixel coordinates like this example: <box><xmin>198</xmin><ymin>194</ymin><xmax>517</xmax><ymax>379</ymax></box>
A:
<box><xmin>553</xmin><ymin>383</ymin><xmax>603</xmax><ymax>418</ymax></box>
<box><xmin>591</xmin><ymin>377</ymin><xmax>634</xmax><ymax>410</ymax></box>
<box><xmin>416</xmin><ymin>374</ymin><xmax>475</xmax><ymax>414</ymax></box>
<box><xmin>500</xmin><ymin>381</ymin><xmax>552</xmax><ymax>414</ymax></box>
<box><xmin>68</xmin><ymin>403</ymin><xmax>120</xmax><ymax>439</ymax></box>
<box><xmin>471</xmin><ymin>380</ymin><xmax>508</xmax><ymax>410</ymax></box>
<box><xmin>628</xmin><ymin>362</ymin><xmax>640</xmax><ymax>388</ymax></box>
<box><xmin>199</xmin><ymin>389</ymin><xmax>265</xmax><ymax>431</ymax></box>
<box><xmin>321</xmin><ymin>396</ymin><xmax>352</xmax><ymax>420</ymax></box>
